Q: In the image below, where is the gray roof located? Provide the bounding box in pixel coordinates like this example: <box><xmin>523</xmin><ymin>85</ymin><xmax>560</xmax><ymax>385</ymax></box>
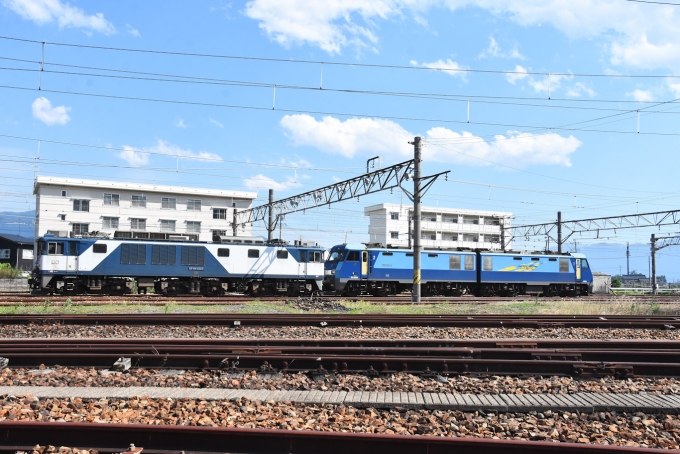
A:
<box><xmin>0</xmin><ymin>233</ymin><xmax>34</xmax><ymax>245</ymax></box>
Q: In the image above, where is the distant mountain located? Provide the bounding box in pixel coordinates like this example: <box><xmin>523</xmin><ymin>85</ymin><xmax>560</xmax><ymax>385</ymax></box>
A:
<box><xmin>574</xmin><ymin>242</ymin><xmax>680</xmax><ymax>283</ymax></box>
<box><xmin>0</xmin><ymin>211</ymin><xmax>35</xmax><ymax>238</ymax></box>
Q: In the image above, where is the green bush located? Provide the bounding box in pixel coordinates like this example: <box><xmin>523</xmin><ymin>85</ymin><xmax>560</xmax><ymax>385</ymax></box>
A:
<box><xmin>611</xmin><ymin>278</ymin><xmax>622</xmax><ymax>288</ymax></box>
<box><xmin>0</xmin><ymin>263</ymin><xmax>21</xmax><ymax>279</ymax></box>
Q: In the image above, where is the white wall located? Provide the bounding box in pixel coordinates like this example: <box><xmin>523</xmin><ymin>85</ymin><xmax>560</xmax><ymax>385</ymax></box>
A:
<box><xmin>35</xmin><ymin>182</ymin><xmax>255</xmax><ymax>241</ymax></box>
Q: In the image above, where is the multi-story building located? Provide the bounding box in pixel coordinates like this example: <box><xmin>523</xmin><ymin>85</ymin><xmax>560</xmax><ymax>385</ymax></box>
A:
<box><xmin>33</xmin><ymin>176</ymin><xmax>257</xmax><ymax>242</ymax></box>
<box><xmin>364</xmin><ymin>203</ymin><xmax>512</xmax><ymax>250</ymax></box>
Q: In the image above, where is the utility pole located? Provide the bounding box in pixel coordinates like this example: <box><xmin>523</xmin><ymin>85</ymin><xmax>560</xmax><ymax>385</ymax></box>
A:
<box><xmin>267</xmin><ymin>189</ymin><xmax>274</xmax><ymax>242</ymax></box>
<box><xmin>557</xmin><ymin>211</ymin><xmax>562</xmax><ymax>254</ymax></box>
<box><xmin>412</xmin><ymin>136</ymin><xmax>422</xmax><ymax>303</ymax></box>
<box><xmin>626</xmin><ymin>242</ymin><xmax>630</xmax><ymax>275</ymax></box>
<box><xmin>232</xmin><ymin>209</ymin><xmax>238</xmax><ymax>237</ymax></box>
<box><xmin>651</xmin><ymin>234</ymin><xmax>657</xmax><ymax>295</ymax></box>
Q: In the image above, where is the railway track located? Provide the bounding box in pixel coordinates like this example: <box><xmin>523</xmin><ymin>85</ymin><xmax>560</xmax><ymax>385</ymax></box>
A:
<box><xmin>0</xmin><ymin>422</ymin><xmax>664</xmax><ymax>453</ymax></box>
<box><xmin>1</xmin><ymin>313</ymin><xmax>679</xmax><ymax>328</ymax></box>
<box><xmin>2</xmin><ymin>337</ymin><xmax>680</xmax><ymax>378</ymax></box>
<box><xmin>0</xmin><ymin>293</ymin><xmax>678</xmax><ymax>305</ymax></box>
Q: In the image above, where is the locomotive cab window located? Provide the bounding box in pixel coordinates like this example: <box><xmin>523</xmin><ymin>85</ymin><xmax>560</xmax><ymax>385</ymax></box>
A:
<box><xmin>464</xmin><ymin>255</ymin><xmax>475</xmax><ymax>270</ymax></box>
<box><xmin>48</xmin><ymin>242</ymin><xmax>64</xmax><ymax>255</ymax></box>
<box><xmin>93</xmin><ymin>244</ymin><xmax>107</xmax><ymax>253</ymax></box>
<box><xmin>277</xmin><ymin>250</ymin><xmax>288</xmax><ymax>259</ymax></box>
<box><xmin>312</xmin><ymin>251</ymin><xmax>322</xmax><ymax>262</ymax></box>
<box><xmin>247</xmin><ymin>249</ymin><xmax>260</xmax><ymax>258</ymax></box>
<box><xmin>483</xmin><ymin>256</ymin><xmax>493</xmax><ymax>271</ymax></box>
<box><xmin>218</xmin><ymin>248</ymin><xmax>230</xmax><ymax>257</ymax></box>
<box><xmin>449</xmin><ymin>255</ymin><xmax>461</xmax><ymax>270</ymax></box>
<box><xmin>581</xmin><ymin>259</ymin><xmax>589</xmax><ymax>268</ymax></box>
<box><xmin>559</xmin><ymin>259</ymin><xmax>569</xmax><ymax>272</ymax></box>
<box><xmin>346</xmin><ymin>251</ymin><xmax>360</xmax><ymax>261</ymax></box>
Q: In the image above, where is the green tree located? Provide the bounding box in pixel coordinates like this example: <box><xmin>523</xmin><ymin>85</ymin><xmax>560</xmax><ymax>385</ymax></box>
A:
<box><xmin>611</xmin><ymin>278</ymin><xmax>622</xmax><ymax>288</ymax></box>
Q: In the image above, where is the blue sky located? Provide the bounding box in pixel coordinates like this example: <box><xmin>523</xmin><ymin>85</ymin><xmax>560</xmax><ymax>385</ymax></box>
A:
<box><xmin>0</xmin><ymin>0</ymin><xmax>679</xmax><ymax>278</ymax></box>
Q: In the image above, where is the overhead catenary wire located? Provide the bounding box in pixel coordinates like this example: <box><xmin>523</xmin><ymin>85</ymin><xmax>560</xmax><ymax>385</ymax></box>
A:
<box><xmin>3</xmin><ymin>35</ymin><xmax>680</xmax><ymax>79</ymax></box>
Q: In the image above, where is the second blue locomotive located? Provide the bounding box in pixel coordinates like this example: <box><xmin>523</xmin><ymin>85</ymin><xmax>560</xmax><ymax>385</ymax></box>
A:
<box><xmin>325</xmin><ymin>243</ymin><xmax>592</xmax><ymax>297</ymax></box>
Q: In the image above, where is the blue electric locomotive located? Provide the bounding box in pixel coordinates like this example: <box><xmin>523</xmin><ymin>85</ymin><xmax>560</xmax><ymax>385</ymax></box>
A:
<box><xmin>325</xmin><ymin>243</ymin><xmax>593</xmax><ymax>297</ymax></box>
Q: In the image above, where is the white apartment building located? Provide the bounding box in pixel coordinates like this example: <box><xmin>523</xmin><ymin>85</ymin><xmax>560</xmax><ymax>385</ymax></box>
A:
<box><xmin>365</xmin><ymin>203</ymin><xmax>512</xmax><ymax>250</ymax></box>
<box><xmin>33</xmin><ymin>177</ymin><xmax>257</xmax><ymax>242</ymax></box>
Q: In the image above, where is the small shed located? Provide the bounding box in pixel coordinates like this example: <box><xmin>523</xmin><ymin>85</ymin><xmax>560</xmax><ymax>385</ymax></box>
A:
<box><xmin>0</xmin><ymin>234</ymin><xmax>34</xmax><ymax>271</ymax></box>
<box><xmin>592</xmin><ymin>271</ymin><xmax>611</xmax><ymax>294</ymax></box>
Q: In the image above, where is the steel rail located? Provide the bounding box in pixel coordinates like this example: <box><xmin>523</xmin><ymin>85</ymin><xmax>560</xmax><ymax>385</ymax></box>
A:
<box><xmin>1</xmin><ymin>313</ymin><xmax>679</xmax><ymax>328</ymax></box>
<box><xmin>0</xmin><ymin>422</ymin><xmax>666</xmax><ymax>454</ymax></box>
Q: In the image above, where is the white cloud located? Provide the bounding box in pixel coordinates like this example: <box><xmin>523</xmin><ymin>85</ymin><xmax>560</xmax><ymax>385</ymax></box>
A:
<box><xmin>505</xmin><ymin>65</ymin><xmax>574</xmax><ymax>95</ymax></box>
<box><xmin>116</xmin><ymin>140</ymin><xmax>222</xmax><ymax>167</ymax></box>
<box><xmin>31</xmin><ymin>97</ymin><xmax>70</xmax><ymax>125</ymax></box>
<box><xmin>280</xmin><ymin>113</ymin><xmax>580</xmax><ymax>168</ymax></box>
<box><xmin>118</xmin><ymin>146</ymin><xmax>149</xmax><ymax>167</ymax></box>
<box><xmin>425</xmin><ymin>128</ymin><xmax>581</xmax><ymax>168</ymax></box>
<box><xmin>244</xmin><ymin>0</ymin><xmax>680</xmax><ymax>69</ymax></box>
<box><xmin>505</xmin><ymin>64</ymin><xmax>529</xmax><ymax>84</ymax></box>
<box><xmin>151</xmin><ymin>140</ymin><xmax>222</xmax><ymax>161</ymax></box>
<box><xmin>244</xmin><ymin>0</ymin><xmax>392</xmax><ymax>54</ymax></box>
<box><xmin>566</xmin><ymin>82</ymin><xmax>596</xmax><ymax>98</ymax></box>
<box><xmin>209</xmin><ymin>118</ymin><xmax>224</xmax><ymax>128</ymax></box>
<box><xmin>4</xmin><ymin>0</ymin><xmax>115</xmax><ymax>34</ymax></box>
<box><xmin>627</xmin><ymin>89</ymin><xmax>654</xmax><ymax>102</ymax></box>
<box><xmin>243</xmin><ymin>174</ymin><xmax>302</xmax><ymax>191</ymax></box>
<box><xmin>667</xmin><ymin>81</ymin><xmax>680</xmax><ymax>98</ymax></box>
<box><xmin>410</xmin><ymin>58</ymin><xmax>468</xmax><ymax>80</ymax></box>
<box><xmin>478</xmin><ymin>36</ymin><xmax>524</xmax><ymax>59</ymax></box>
<box><xmin>174</xmin><ymin>119</ymin><xmax>187</xmax><ymax>128</ymax></box>
<box><xmin>126</xmin><ymin>24</ymin><xmax>140</xmax><ymax>37</ymax></box>
<box><xmin>280</xmin><ymin>114</ymin><xmax>412</xmax><ymax>158</ymax></box>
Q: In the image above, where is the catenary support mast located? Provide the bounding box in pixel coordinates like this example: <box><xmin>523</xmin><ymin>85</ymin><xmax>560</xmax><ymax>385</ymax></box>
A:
<box><xmin>412</xmin><ymin>137</ymin><xmax>422</xmax><ymax>303</ymax></box>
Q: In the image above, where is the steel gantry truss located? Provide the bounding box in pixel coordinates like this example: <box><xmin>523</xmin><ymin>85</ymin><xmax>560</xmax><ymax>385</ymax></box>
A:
<box><xmin>651</xmin><ymin>234</ymin><xmax>680</xmax><ymax>294</ymax></box>
<box><xmin>503</xmin><ymin>209</ymin><xmax>680</xmax><ymax>251</ymax></box>
<box><xmin>233</xmin><ymin>159</ymin><xmax>415</xmax><ymax>234</ymax></box>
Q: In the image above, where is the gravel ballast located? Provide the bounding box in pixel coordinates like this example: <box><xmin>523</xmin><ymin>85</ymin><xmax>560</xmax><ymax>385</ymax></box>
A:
<box><xmin>3</xmin><ymin>324</ymin><xmax>680</xmax><ymax>340</ymax></box>
<box><xmin>1</xmin><ymin>395</ymin><xmax>679</xmax><ymax>449</ymax></box>
<box><xmin>2</xmin><ymin>367</ymin><xmax>679</xmax><ymax>395</ymax></box>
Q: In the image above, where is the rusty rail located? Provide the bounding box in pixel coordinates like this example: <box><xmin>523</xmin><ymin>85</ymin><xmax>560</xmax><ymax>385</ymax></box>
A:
<box><xmin>0</xmin><ymin>422</ymin><xmax>665</xmax><ymax>454</ymax></box>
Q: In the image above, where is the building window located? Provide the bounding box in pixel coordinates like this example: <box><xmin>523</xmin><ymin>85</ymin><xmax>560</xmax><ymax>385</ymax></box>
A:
<box><xmin>22</xmin><ymin>249</ymin><xmax>33</xmax><ymax>260</ymax></box>
<box><xmin>213</xmin><ymin>208</ymin><xmax>227</xmax><ymax>220</ymax></box>
<box><xmin>187</xmin><ymin>199</ymin><xmax>201</xmax><ymax>211</ymax></box>
<box><xmin>0</xmin><ymin>249</ymin><xmax>9</xmax><ymax>259</ymax></box>
<box><xmin>72</xmin><ymin>223</ymin><xmax>89</xmax><ymax>235</ymax></box>
<box><xmin>61</xmin><ymin>190</ymin><xmax>67</xmax><ymax>197</ymax></box>
<box><xmin>130</xmin><ymin>218</ymin><xmax>146</xmax><ymax>231</ymax></box>
<box><xmin>186</xmin><ymin>221</ymin><xmax>201</xmax><ymax>233</ymax></box>
<box><xmin>103</xmin><ymin>193</ymin><xmax>120</xmax><ymax>206</ymax></box>
<box><xmin>131</xmin><ymin>195</ymin><xmax>147</xmax><ymax>208</ymax></box>
<box><xmin>212</xmin><ymin>230</ymin><xmax>227</xmax><ymax>236</ymax></box>
<box><xmin>160</xmin><ymin>220</ymin><xmax>176</xmax><ymax>232</ymax></box>
<box><xmin>73</xmin><ymin>200</ymin><xmax>89</xmax><ymax>212</ymax></box>
<box><xmin>390</xmin><ymin>231</ymin><xmax>399</xmax><ymax>239</ymax></box>
<box><xmin>390</xmin><ymin>212</ymin><xmax>399</xmax><ymax>220</ymax></box>
<box><xmin>59</xmin><ymin>214</ymin><xmax>66</xmax><ymax>221</ymax></box>
<box><xmin>102</xmin><ymin>217</ymin><xmax>119</xmax><ymax>229</ymax></box>
<box><xmin>162</xmin><ymin>197</ymin><xmax>177</xmax><ymax>210</ymax></box>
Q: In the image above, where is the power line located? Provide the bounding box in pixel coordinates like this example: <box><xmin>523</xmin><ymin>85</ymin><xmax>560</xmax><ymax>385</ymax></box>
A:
<box><xmin>3</xmin><ymin>35</ymin><xmax>680</xmax><ymax>79</ymax></box>
<box><xmin>622</xmin><ymin>0</ymin><xmax>680</xmax><ymax>4</ymax></box>
<box><xmin>3</xmin><ymin>84</ymin><xmax>680</xmax><ymax>138</ymax></box>
<box><xmin>5</xmin><ymin>63</ymin><xmax>680</xmax><ymax>115</ymax></box>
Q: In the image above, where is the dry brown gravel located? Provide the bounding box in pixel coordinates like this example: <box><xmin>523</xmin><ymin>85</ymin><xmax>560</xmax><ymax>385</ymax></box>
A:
<box><xmin>3</xmin><ymin>324</ymin><xmax>680</xmax><ymax>340</ymax></box>
<box><xmin>2</xmin><ymin>367</ymin><xmax>679</xmax><ymax>395</ymax></box>
<box><xmin>1</xmin><ymin>394</ymin><xmax>679</xmax><ymax>449</ymax></box>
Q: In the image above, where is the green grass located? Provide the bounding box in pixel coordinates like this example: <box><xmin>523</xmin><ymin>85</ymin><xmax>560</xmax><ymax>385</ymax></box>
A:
<box><xmin>1</xmin><ymin>299</ymin><xmax>679</xmax><ymax>316</ymax></box>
